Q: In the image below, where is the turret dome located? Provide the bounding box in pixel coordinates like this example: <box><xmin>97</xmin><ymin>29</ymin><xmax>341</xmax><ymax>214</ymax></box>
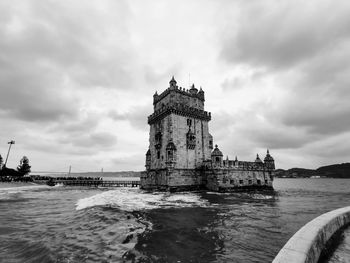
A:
<box><xmin>264</xmin><ymin>149</ymin><xmax>274</xmax><ymax>162</ymax></box>
<box><xmin>211</xmin><ymin>145</ymin><xmax>223</xmax><ymax>156</ymax></box>
<box><xmin>255</xmin><ymin>154</ymin><xmax>263</xmax><ymax>163</ymax></box>
<box><xmin>169</xmin><ymin>76</ymin><xmax>177</xmax><ymax>87</ymax></box>
<box><xmin>189</xmin><ymin>83</ymin><xmax>198</xmax><ymax>94</ymax></box>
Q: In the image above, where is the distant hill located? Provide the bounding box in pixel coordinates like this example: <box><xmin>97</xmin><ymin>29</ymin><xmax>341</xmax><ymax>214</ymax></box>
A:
<box><xmin>73</xmin><ymin>171</ymin><xmax>142</xmax><ymax>178</ymax></box>
<box><xmin>275</xmin><ymin>163</ymin><xmax>350</xmax><ymax>178</ymax></box>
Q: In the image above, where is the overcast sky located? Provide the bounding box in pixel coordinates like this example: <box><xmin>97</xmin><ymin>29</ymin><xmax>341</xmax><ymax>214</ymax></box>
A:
<box><xmin>1</xmin><ymin>0</ymin><xmax>350</xmax><ymax>172</ymax></box>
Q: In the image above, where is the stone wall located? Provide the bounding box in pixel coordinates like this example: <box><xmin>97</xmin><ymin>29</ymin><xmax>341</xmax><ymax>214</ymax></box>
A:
<box><xmin>141</xmin><ymin>167</ymin><xmax>274</xmax><ymax>192</ymax></box>
<box><xmin>148</xmin><ymin>113</ymin><xmax>211</xmax><ymax>170</ymax></box>
<box><xmin>154</xmin><ymin>88</ymin><xmax>204</xmax><ymax>111</ymax></box>
<box><xmin>205</xmin><ymin>168</ymin><xmax>274</xmax><ymax>191</ymax></box>
<box><xmin>172</xmin><ymin>114</ymin><xmax>211</xmax><ymax>169</ymax></box>
<box><xmin>140</xmin><ymin>168</ymin><xmax>203</xmax><ymax>191</ymax></box>
<box><xmin>273</xmin><ymin>206</ymin><xmax>350</xmax><ymax>263</ymax></box>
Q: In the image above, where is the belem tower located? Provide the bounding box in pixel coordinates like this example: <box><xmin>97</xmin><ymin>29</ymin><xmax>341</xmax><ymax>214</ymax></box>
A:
<box><xmin>140</xmin><ymin>77</ymin><xmax>275</xmax><ymax>192</ymax></box>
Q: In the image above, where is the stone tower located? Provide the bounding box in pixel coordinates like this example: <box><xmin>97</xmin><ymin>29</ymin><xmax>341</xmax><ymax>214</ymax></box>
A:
<box><xmin>141</xmin><ymin>76</ymin><xmax>212</xmax><ymax>191</ymax></box>
<box><xmin>141</xmin><ymin>76</ymin><xmax>275</xmax><ymax>192</ymax></box>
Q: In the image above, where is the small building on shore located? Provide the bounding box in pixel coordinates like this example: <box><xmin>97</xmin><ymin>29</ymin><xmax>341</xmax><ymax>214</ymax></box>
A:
<box><xmin>140</xmin><ymin>77</ymin><xmax>275</xmax><ymax>192</ymax></box>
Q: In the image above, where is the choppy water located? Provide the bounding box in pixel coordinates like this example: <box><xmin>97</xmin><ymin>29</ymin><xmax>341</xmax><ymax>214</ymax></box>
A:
<box><xmin>0</xmin><ymin>178</ymin><xmax>349</xmax><ymax>263</ymax></box>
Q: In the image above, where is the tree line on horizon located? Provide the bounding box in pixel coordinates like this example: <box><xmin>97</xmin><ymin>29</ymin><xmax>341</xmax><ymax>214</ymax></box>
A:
<box><xmin>0</xmin><ymin>154</ymin><xmax>31</xmax><ymax>177</ymax></box>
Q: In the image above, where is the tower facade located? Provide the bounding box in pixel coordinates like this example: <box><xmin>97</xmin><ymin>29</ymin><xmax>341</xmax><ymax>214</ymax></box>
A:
<box><xmin>142</xmin><ymin>77</ymin><xmax>212</xmax><ymax>190</ymax></box>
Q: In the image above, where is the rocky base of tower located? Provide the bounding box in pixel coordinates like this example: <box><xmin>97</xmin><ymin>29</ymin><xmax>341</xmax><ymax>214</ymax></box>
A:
<box><xmin>140</xmin><ymin>167</ymin><xmax>274</xmax><ymax>192</ymax></box>
<box><xmin>140</xmin><ymin>169</ymin><xmax>204</xmax><ymax>192</ymax></box>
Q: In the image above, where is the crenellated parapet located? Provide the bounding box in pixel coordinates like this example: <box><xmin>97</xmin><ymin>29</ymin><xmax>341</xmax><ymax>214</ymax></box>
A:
<box><xmin>148</xmin><ymin>103</ymin><xmax>211</xmax><ymax>124</ymax></box>
<box><xmin>211</xmin><ymin>145</ymin><xmax>275</xmax><ymax>171</ymax></box>
<box><xmin>153</xmin><ymin>79</ymin><xmax>205</xmax><ymax>105</ymax></box>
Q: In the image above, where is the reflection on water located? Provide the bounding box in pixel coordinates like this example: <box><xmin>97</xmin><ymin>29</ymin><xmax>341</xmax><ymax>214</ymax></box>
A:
<box><xmin>0</xmin><ymin>179</ymin><xmax>349</xmax><ymax>262</ymax></box>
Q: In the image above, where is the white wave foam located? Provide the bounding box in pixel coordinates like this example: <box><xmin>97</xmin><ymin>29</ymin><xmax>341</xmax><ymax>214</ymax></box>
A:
<box><xmin>0</xmin><ymin>184</ymin><xmax>49</xmax><ymax>193</ymax></box>
<box><xmin>0</xmin><ymin>184</ymin><xmax>50</xmax><ymax>200</ymax></box>
<box><xmin>76</xmin><ymin>189</ymin><xmax>209</xmax><ymax>211</ymax></box>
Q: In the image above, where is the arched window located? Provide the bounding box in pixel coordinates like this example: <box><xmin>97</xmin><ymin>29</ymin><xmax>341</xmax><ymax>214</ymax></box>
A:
<box><xmin>186</xmin><ymin>129</ymin><xmax>196</xmax><ymax>149</ymax></box>
<box><xmin>166</xmin><ymin>142</ymin><xmax>177</xmax><ymax>163</ymax></box>
<box><xmin>155</xmin><ymin>132</ymin><xmax>162</xmax><ymax>149</ymax></box>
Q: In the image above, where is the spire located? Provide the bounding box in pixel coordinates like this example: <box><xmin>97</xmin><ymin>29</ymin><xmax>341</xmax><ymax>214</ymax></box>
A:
<box><xmin>189</xmin><ymin>83</ymin><xmax>198</xmax><ymax>94</ymax></box>
<box><xmin>255</xmin><ymin>154</ymin><xmax>263</xmax><ymax>163</ymax></box>
<box><xmin>197</xmin><ymin>86</ymin><xmax>205</xmax><ymax>101</ymax></box>
<box><xmin>264</xmin><ymin>149</ymin><xmax>274</xmax><ymax>162</ymax></box>
<box><xmin>169</xmin><ymin>76</ymin><xmax>177</xmax><ymax>88</ymax></box>
<box><xmin>211</xmin><ymin>145</ymin><xmax>223</xmax><ymax>156</ymax></box>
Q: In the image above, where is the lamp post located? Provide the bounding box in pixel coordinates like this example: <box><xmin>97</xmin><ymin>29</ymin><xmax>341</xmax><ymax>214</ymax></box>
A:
<box><xmin>4</xmin><ymin>140</ymin><xmax>15</xmax><ymax>167</ymax></box>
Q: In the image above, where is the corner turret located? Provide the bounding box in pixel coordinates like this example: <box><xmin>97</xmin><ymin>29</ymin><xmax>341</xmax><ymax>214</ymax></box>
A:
<box><xmin>145</xmin><ymin>149</ymin><xmax>151</xmax><ymax>170</ymax></box>
<box><xmin>264</xmin><ymin>149</ymin><xmax>275</xmax><ymax>170</ymax></box>
<box><xmin>211</xmin><ymin>144</ymin><xmax>223</xmax><ymax>167</ymax></box>
<box><xmin>198</xmin><ymin>87</ymin><xmax>205</xmax><ymax>101</ymax></box>
<box><xmin>255</xmin><ymin>154</ymin><xmax>263</xmax><ymax>163</ymax></box>
<box><xmin>169</xmin><ymin>76</ymin><xmax>177</xmax><ymax>89</ymax></box>
<box><xmin>189</xmin><ymin>83</ymin><xmax>198</xmax><ymax>95</ymax></box>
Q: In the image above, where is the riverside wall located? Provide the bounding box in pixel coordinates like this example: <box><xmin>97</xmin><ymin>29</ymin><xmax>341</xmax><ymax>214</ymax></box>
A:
<box><xmin>205</xmin><ymin>169</ymin><xmax>273</xmax><ymax>192</ymax></box>
<box><xmin>140</xmin><ymin>169</ymin><xmax>203</xmax><ymax>191</ymax></box>
<box><xmin>140</xmin><ymin>168</ymin><xmax>274</xmax><ymax>191</ymax></box>
<box><xmin>273</xmin><ymin>206</ymin><xmax>350</xmax><ymax>263</ymax></box>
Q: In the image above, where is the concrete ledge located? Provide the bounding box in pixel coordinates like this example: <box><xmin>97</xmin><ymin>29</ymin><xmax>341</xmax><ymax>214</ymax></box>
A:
<box><xmin>273</xmin><ymin>206</ymin><xmax>350</xmax><ymax>263</ymax></box>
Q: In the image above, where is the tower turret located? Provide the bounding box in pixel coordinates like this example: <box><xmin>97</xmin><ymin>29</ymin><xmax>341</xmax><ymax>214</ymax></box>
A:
<box><xmin>169</xmin><ymin>76</ymin><xmax>177</xmax><ymax>89</ymax></box>
<box><xmin>264</xmin><ymin>149</ymin><xmax>275</xmax><ymax>170</ymax></box>
<box><xmin>189</xmin><ymin>83</ymin><xmax>198</xmax><ymax>95</ymax></box>
<box><xmin>255</xmin><ymin>154</ymin><xmax>263</xmax><ymax>163</ymax></box>
<box><xmin>145</xmin><ymin>149</ymin><xmax>151</xmax><ymax>170</ymax></box>
<box><xmin>198</xmin><ymin>87</ymin><xmax>205</xmax><ymax>101</ymax></box>
<box><xmin>211</xmin><ymin>144</ymin><xmax>223</xmax><ymax>167</ymax></box>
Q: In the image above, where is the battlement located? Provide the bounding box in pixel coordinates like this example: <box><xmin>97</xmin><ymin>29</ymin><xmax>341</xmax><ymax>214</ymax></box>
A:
<box><xmin>221</xmin><ymin>160</ymin><xmax>267</xmax><ymax>171</ymax></box>
<box><xmin>153</xmin><ymin>86</ymin><xmax>205</xmax><ymax>105</ymax></box>
<box><xmin>153</xmin><ymin>77</ymin><xmax>205</xmax><ymax>108</ymax></box>
<box><xmin>148</xmin><ymin>103</ymin><xmax>211</xmax><ymax>124</ymax></box>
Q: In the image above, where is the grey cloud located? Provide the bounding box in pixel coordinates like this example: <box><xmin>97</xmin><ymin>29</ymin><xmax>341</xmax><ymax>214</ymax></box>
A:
<box><xmin>60</xmin><ymin>132</ymin><xmax>117</xmax><ymax>149</ymax></box>
<box><xmin>221</xmin><ymin>1</ymin><xmax>350</xmax><ymax>70</ymax></box>
<box><xmin>0</xmin><ymin>0</ymin><xmax>137</xmax><ymax>123</ymax></box>
<box><xmin>212</xmin><ymin>109</ymin><xmax>315</xmax><ymax>153</ymax></box>
<box><xmin>0</xmin><ymin>61</ymin><xmax>79</xmax><ymax>122</ymax></box>
<box><xmin>144</xmin><ymin>65</ymin><xmax>181</xmax><ymax>85</ymax></box>
<box><xmin>48</xmin><ymin>114</ymin><xmax>100</xmax><ymax>134</ymax></box>
<box><xmin>109</xmin><ymin>104</ymin><xmax>152</xmax><ymax>131</ymax></box>
<box><xmin>218</xmin><ymin>0</ymin><xmax>350</xmax><ymax>162</ymax></box>
<box><xmin>281</xmin><ymin>98</ymin><xmax>350</xmax><ymax>135</ymax></box>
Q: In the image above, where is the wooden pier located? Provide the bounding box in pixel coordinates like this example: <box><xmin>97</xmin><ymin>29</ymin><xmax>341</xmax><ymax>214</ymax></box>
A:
<box><xmin>32</xmin><ymin>178</ymin><xmax>140</xmax><ymax>187</ymax></box>
<box><xmin>55</xmin><ymin>180</ymin><xmax>140</xmax><ymax>187</ymax></box>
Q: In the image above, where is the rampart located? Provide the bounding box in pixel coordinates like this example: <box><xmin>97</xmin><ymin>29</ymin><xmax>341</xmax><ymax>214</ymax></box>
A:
<box><xmin>273</xmin><ymin>206</ymin><xmax>350</xmax><ymax>263</ymax></box>
<box><xmin>148</xmin><ymin>104</ymin><xmax>211</xmax><ymax>124</ymax></box>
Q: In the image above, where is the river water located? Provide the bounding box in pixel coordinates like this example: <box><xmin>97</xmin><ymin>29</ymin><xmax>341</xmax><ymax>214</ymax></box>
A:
<box><xmin>0</xmin><ymin>178</ymin><xmax>349</xmax><ymax>263</ymax></box>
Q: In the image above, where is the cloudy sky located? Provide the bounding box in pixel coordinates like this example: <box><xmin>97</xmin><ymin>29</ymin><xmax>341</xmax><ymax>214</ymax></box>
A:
<box><xmin>1</xmin><ymin>0</ymin><xmax>350</xmax><ymax>172</ymax></box>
